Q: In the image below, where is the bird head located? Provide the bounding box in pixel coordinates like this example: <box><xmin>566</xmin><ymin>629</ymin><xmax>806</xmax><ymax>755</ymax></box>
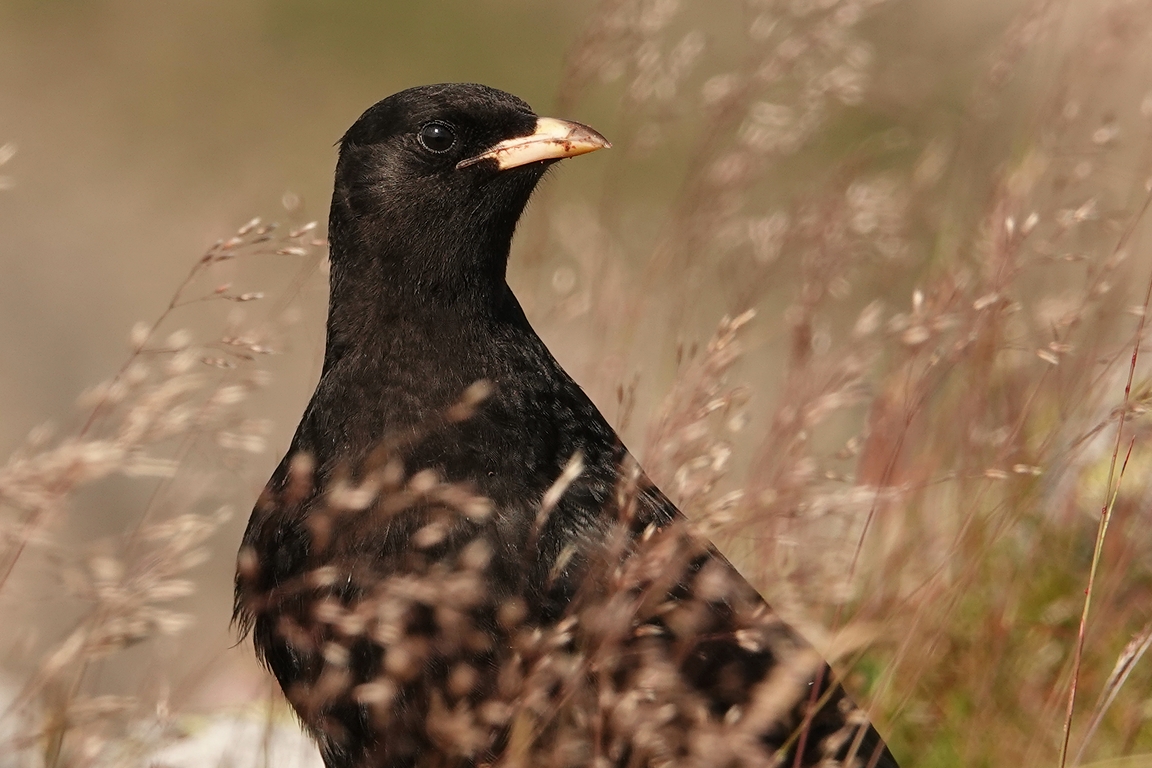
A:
<box><xmin>328</xmin><ymin>83</ymin><xmax>609</xmax><ymax>309</ymax></box>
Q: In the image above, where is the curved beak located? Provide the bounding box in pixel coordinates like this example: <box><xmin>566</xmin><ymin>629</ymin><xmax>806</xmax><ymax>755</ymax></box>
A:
<box><xmin>457</xmin><ymin>117</ymin><xmax>611</xmax><ymax>171</ymax></box>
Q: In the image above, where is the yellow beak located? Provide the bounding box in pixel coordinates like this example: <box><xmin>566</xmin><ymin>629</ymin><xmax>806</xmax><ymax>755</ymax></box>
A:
<box><xmin>456</xmin><ymin>117</ymin><xmax>611</xmax><ymax>171</ymax></box>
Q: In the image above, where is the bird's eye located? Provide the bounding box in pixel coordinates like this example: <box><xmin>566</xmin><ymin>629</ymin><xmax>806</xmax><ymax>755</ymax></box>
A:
<box><xmin>418</xmin><ymin>122</ymin><xmax>456</xmax><ymax>153</ymax></box>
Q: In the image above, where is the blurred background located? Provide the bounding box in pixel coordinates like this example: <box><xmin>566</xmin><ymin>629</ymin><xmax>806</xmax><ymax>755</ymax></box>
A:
<box><xmin>4</xmin><ymin>0</ymin><xmax>1152</xmax><ymax>766</ymax></box>
<box><xmin>0</xmin><ymin>0</ymin><xmax>606</xmax><ymax>725</ymax></box>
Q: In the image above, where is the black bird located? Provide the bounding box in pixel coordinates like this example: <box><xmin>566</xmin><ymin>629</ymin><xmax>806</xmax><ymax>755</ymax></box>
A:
<box><xmin>235</xmin><ymin>83</ymin><xmax>899</xmax><ymax>768</ymax></box>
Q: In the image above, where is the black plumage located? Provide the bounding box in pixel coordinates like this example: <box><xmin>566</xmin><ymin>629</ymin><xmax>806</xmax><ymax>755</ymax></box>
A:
<box><xmin>235</xmin><ymin>83</ymin><xmax>899</xmax><ymax>768</ymax></box>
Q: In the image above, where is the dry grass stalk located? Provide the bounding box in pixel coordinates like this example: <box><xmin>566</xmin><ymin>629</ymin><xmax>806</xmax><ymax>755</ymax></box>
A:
<box><xmin>0</xmin><ymin>208</ymin><xmax>324</xmax><ymax>766</ymax></box>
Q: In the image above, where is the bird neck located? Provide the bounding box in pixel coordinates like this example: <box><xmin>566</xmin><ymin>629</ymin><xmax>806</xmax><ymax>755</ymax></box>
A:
<box><xmin>321</xmin><ymin>204</ymin><xmax>518</xmax><ymax>371</ymax></box>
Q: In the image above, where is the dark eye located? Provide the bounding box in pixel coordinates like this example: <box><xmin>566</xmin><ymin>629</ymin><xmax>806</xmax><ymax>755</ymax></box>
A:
<box><xmin>418</xmin><ymin>122</ymin><xmax>456</xmax><ymax>153</ymax></box>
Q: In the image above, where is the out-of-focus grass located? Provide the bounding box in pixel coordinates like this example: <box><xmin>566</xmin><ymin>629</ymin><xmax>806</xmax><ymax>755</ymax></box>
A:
<box><xmin>521</xmin><ymin>1</ymin><xmax>1152</xmax><ymax>765</ymax></box>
